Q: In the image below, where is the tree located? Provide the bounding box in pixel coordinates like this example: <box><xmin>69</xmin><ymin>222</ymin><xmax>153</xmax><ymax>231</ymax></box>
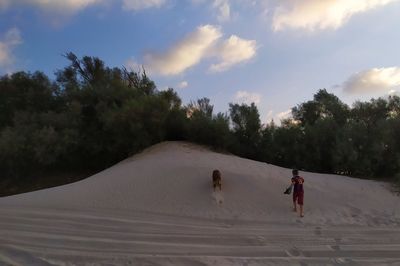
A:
<box><xmin>292</xmin><ymin>89</ymin><xmax>349</xmax><ymax>126</ymax></box>
<box><xmin>0</xmin><ymin>71</ymin><xmax>60</xmax><ymax>128</ymax></box>
<box><xmin>186</xmin><ymin>98</ymin><xmax>213</xmax><ymax>119</ymax></box>
<box><xmin>290</xmin><ymin>89</ymin><xmax>351</xmax><ymax>173</ymax></box>
<box><xmin>186</xmin><ymin>98</ymin><xmax>215</xmax><ymax>145</ymax></box>
<box><xmin>229</xmin><ymin>102</ymin><xmax>261</xmax><ymax>159</ymax></box>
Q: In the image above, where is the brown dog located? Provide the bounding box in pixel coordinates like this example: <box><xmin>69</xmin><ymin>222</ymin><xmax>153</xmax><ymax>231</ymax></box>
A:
<box><xmin>212</xmin><ymin>170</ymin><xmax>222</xmax><ymax>191</ymax></box>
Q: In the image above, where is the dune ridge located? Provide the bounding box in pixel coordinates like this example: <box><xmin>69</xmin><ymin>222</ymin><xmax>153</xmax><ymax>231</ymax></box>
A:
<box><xmin>1</xmin><ymin>141</ymin><xmax>399</xmax><ymax>265</ymax></box>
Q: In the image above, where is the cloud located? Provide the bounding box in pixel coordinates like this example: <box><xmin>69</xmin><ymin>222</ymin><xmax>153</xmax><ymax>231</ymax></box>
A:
<box><xmin>191</xmin><ymin>0</ymin><xmax>231</xmax><ymax>22</ymax></box>
<box><xmin>343</xmin><ymin>67</ymin><xmax>400</xmax><ymax>94</ymax></box>
<box><xmin>277</xmin><ymin>109</ymin><xmax>291</xmax><ymax>120</ymax></box>
<box><xmin>143</xmin><ymin>25</ymin><xmax>257</xmax><ymax>76</ymax></box>
<box><xmin>4</xmin><ymin>27</ymin><xmax>22</xmax><ymax>45</ymax></box>
<box><xmin>0</xmin><ymin>44</ymin><xmax>9</xmax><ymax>66</ymax></box>
<box><xmin>0</xmin><ymin>0</ymin><xmax>169</xmax><ymax>14</ymax></box>
<box><xmin>177</xmin><ymin>81</ymin><xmax>188</xmax><ymax>89</ymax></box>
<box><xmin>272</xmin><ymin>0</ymin><xmax>399</xmax><ymax>31</ymax></box>
<box><xmin>263</xmin><ymin>109</ymin><xmax>292</xmax><ymax>124</ymax></box>
<box><xmin>0</xmin><ymin>27</ymin><xmax>22</xmax><ymax>69</ymax></box>
<box><xmin>122</xmin><ymin>0</ymin><xmax>166</xmax><ymax>11</ymax></box>
<box><xmin>209</xmin><ymin>35</ymin><xmax>257</xmax><ymax>72</ymax></box>
<box><xmin>234</xmin><ymin>90</ymin><xmax>261</xmax><ymax>105</ymax></box>
<box><xmin>124</xmin><ymin>58</ymin><xmax>142</xmax><ymax>71</ymax></box>
<box><xmin>265</xmin><ymin>110</ymin><xmax>274</xmax><ymax>121</ymax></box>
<box><xmin>0</xmin><ymin>0</ymin><xmax>103</xmax><ymax>14</ymax></box>
<box><xmin>213</xmin><ymin>0</ymin><xmax>231</xmax><ymax>22</ymax></box>
<box><xmin>144</xmin><ymin>25</ymin><xmax>222</xmax><ymax>75</ymax></box>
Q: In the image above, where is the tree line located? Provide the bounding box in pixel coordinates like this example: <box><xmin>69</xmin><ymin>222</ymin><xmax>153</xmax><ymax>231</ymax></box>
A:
<box><xmin>0</xmin><ymin>54</ymin><xmax>399</xmax><ymax>193</ymax></box>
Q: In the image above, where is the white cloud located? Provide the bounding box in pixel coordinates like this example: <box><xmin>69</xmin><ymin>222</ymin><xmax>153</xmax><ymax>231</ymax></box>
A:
<box><xmin>177</xmin><ymin>81</ymin><xmax>188</xmax><ymax>89</ymax></box>
<box><xmin>213</xmin><ymin>0</ymin><xmax>231</xmax><ymax>22</ymax></box>
<box><xmin>234</xmin><ymin>90</ymin><xmax>261</xmax><ymax>105</ymax></box>
<box><xmin>209</xmin><ymin>35</ymin><xmax>257</xmax><ymax>72</ymax></box>
<box><xmin>124</xmin><ymin>58</ymin><xmax>142</xmax><ymax>71</ymax></box>
<box><xmin>0</xmin><ymin>27</ymin><xmax>22</xmax><ymax>69</ymax></box>
<box><xmin>272</xmin><ymin>0</ymin><xmax>399</xmax><ymax>31</ymax></box>
<box><xmin>0</xmin><ymin>0</ymin><xmax>169</xmax><ymax>13</ymax></box>
<box><xmin>135</xmin><ymin>24</ymin><xmax>257</xmax><ymax>76</ymax></box>
<box><xmin>0</xmin><ymin>43</ymin><xmax>9</xmax><ymax>66</ymax></box>
<box><xmin>277</xmin><ymin>109</ymin><xmax>291</xmax><ymax>120</ymax></box>
<box><xmin>265</xmin><ymin>110</ymin><xmax>274</xmax><ymax>121</ymax></box>
<box><xmin>0</xmin><ymin>0</ymin><xmax>103</xmax><ymax>13</ymax></box>
<box><xmin>343</xmin><ymin>67</ymin><xmax>400</xmax><ymax>94</ymax></box>
<box><xmin>191</xmin><ymin>0</ymin><xmax>231</xmax><ymax>21</ymax></box>
<box><xmin>122</xmin><ymin>0</ymin><xmax>166</xmax><ymax>11</ymax></box>
<box><xmin>4</xmin><ymin>27</ymin><xmax>22</xmax><ymax>45</ymax></box>
<box><xmin>144</xmin><ymin>25</ymin><xmax>222</xmax><ymax>75</ymax></box>
<box><xmin>262</xmin><ymin>109</ymin><xmax>293</xmax><ymax>125</ymax></box>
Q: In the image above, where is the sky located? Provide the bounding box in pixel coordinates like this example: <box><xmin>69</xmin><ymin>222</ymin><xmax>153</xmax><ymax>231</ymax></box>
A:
<box><xmin>1</xmin><ymin>0</ymin><xmax>400</xmax><ymax>124</ymax></box>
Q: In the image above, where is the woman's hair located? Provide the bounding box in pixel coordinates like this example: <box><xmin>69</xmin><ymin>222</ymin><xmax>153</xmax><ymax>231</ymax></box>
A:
<box><xmin>292</xmin><ymin>169</ymin><xmax>299</xmax><ymax>176</ymax></box>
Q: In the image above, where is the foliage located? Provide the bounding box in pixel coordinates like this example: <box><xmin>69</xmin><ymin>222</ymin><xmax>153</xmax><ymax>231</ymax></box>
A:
<box><xmin>229</xmin><ymin>102</ymin><xmax>261</xmax><ymax>159</ymax></box>
<box><xmin>185</xmin><ymin>98</ymin><xmax>232</xmax><ymax>150</ymax></box>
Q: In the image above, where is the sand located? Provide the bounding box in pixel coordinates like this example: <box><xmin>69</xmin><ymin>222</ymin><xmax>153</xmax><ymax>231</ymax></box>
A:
<box><xmin>0</xmin><ymin>141</ymin><xmax>399</xmax><ymax>265</ymax></box>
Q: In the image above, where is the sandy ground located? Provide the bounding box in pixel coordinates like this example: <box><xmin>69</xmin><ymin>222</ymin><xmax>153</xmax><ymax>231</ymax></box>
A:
<box><xmin>0</xmin><ymin>141</ymin><xmax>399</xmax><ymax>265</ymax></box>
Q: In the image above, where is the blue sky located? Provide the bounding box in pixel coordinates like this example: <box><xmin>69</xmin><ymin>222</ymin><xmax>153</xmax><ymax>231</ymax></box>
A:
<box><xmin>1</xmin><ymin>0</ymin><xmax>400</xmax><ymax>123</ymax></box>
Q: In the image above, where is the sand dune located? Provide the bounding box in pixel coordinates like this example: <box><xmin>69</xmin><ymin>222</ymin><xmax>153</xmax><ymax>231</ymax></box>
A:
<box><xmin>1</xmin><ymin>141</ymin><xmax>399</xmax><ymax>265</ymax></box>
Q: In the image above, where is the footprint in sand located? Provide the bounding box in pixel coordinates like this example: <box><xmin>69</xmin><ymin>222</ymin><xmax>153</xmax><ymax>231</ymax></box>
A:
<box><xmin>212</xmin><ymin>191</ymin><xmax>224</xmax><ymax>204</ymax></box>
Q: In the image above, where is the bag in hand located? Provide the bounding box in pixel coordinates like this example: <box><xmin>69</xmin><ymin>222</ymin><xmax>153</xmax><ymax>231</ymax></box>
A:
<box><xmin>284</xmin><ymin>186</ymin><xmax>292</xmax><ymax>195</ymax></box>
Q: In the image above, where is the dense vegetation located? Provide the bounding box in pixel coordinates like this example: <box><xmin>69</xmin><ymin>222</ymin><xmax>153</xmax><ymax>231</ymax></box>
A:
<box><xmin>1</xmin><ymin>54</ymin><xmax>399</xmax><ymax>195</ymax></box>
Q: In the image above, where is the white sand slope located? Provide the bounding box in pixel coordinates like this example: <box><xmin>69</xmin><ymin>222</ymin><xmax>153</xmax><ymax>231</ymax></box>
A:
<box><xmin>0</xmin><ymin>141</ymin><xmax>400</xmax><ymax>265</ymax></box>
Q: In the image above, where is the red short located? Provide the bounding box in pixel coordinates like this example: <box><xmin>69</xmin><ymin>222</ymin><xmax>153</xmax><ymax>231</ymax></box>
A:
<box><xmin>293</xmin><ymin>191</ymin><xmax>304</xmax><ymax>205</ymax></box>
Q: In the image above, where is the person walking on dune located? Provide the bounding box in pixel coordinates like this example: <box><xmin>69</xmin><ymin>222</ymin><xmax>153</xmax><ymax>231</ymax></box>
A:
<box><xmin>291</xmin><ymin>169</ymin><xmax>305</xmax><ymax>217</ymax></box>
